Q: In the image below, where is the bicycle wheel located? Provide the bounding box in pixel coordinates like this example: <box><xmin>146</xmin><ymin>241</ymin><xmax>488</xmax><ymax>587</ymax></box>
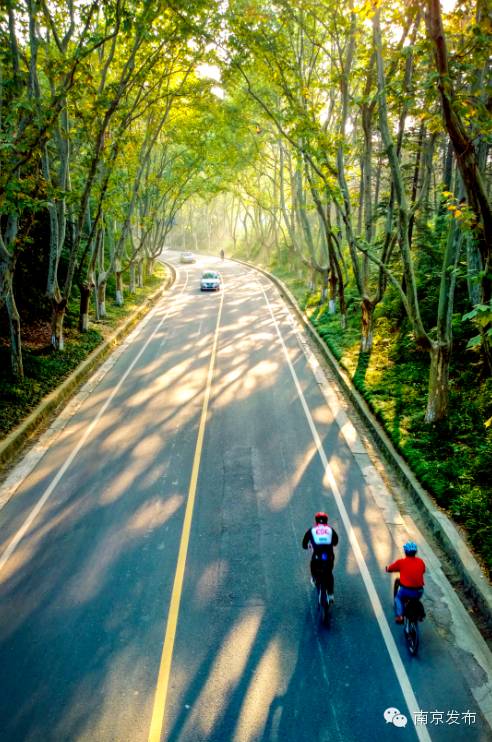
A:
<box><xmin>319</xmin><ymin>587</ymin><xmax>331</xmax><ymax>626</ymax></box>
<box><xmin>405</xmin><ymin>619</ymin><xmax>419</xmax><ymax>655</ymax></box>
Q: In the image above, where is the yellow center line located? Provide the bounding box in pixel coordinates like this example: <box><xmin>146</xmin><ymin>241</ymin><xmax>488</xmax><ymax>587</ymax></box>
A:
<box><xmin>148</xmin><ymin>289</ymin><xmax>224</xmax><ymax>742</ymax></box>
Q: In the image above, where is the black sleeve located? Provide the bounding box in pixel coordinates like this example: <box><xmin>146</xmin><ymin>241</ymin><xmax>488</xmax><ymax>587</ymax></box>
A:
<box><xmin>331</xmin><ymin>528</ymin><xmax>339</xmax><ymax>547</ymax></box>
<box><xmin>302</xmin><ymin>529</ymin><xmax>311</xmax><ymax>549</ymax></box>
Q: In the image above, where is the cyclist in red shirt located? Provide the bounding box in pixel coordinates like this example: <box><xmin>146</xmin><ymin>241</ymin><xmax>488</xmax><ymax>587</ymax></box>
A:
<box><xmin>386</xmin><ymin>541</ymin><xmax>425</xmax><ymax>623</ymax></box>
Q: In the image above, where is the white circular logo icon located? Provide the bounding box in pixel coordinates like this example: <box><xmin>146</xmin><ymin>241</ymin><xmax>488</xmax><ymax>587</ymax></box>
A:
<box><xmin>384</xmin><ymin>707</ymin><xmax>400</xmax><ymax>724</ymax></box>
<box><xmin>393</xmin><ymin>714</ymin><xmax>408</xmax><ymax>728</ymax></box>
<box><xmin>384</xmin><ymin>708</ymin><xmax>408</xmax><ymax>727</ymax></box>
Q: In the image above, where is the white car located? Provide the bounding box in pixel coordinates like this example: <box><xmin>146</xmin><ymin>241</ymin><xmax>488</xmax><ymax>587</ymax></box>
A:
<box><xmin>200</xmin><ymin>270</ymin><xmax>222</xmax><ymax>291</ymax></box>
<box><xmin>180</xmin><ymin>251</ymin><xmax>196</xmax><ymax>264</ymax></box>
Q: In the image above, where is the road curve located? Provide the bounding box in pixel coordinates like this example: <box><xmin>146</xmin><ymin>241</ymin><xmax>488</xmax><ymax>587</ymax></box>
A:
<box><xmin>0</xmin><ymin>251</ymin><xmax>491</xmax><ymax>742</ymax></box>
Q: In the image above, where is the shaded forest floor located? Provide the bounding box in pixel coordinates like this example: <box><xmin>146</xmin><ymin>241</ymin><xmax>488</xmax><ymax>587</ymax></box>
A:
<box><xmin>0</xmin><ymin>265</ymin><xmax>166</xmax><ymax>438</ymax></box>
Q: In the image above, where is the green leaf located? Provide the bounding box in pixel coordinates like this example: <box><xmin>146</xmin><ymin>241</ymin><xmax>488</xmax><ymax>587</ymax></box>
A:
<box><xmin>466</xmin><ymin>335</ymin><xmax>482</xmax><ymax>349</ymax></box>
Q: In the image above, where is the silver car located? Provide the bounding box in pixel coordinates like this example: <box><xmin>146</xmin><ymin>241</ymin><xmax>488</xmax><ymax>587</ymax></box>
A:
<box><xmin>200</xmin><ymin>270</ymin><xmax>222</xmax><ymax>291</ymax></box>
<box><xmin>180</xmin><ymin>251</ymin><xmax>196</xmax><ymax>264</ymax></box>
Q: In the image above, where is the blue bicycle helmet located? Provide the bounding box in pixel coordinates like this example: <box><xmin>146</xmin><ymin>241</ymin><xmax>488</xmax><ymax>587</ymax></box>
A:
<box><xmin>403</xmin><ymin>541</ymin><xmax>418</xmax><ymax>555</ymax></box>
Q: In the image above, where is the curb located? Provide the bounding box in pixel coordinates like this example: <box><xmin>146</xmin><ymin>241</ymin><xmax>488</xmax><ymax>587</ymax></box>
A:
<box><xmin>234</xmin><ymin>257</ymin><xmax>492</xmax><ymax>627</ymax></box>
<box><xmin>0</xmin><ymin>262</ymin><xmax>177</xmax><ymax>472</ymax></box>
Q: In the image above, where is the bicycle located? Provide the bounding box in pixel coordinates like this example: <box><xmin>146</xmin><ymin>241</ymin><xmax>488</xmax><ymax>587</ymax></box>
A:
<box><xmin>312</xmin><ymin>562</ymin><xmax>334</xmax><ymax>626</ymax></box>
<box><xmin>393</xmin><ymin>578</ymin><xmax>425</xmax><ymax>655</ymax></box>
<box><xmin>315</xmin><ymin>575</ymin><xmax>332</xmax><ymax>625</ymax></box>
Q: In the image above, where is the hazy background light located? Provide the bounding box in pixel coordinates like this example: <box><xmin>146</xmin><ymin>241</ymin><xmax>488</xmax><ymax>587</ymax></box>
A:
<box><xmin>211</xmin><ymin>86</ymin><xmax>225</xmax><ymax>99</ymax></box>
<box><xmin>196</xmin><ymin>64</ymin><xmax>222</xmax><ymax>82</ymax></box>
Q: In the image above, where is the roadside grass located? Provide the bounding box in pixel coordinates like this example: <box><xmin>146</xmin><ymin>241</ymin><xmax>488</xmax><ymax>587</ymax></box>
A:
<box><xmin>0</xmin><ymin>264</ymin><xmax>167</xmax><ymax>438</ymax></box>
<box><xmin>271</xmin><ymin>269</ymin><xmax>492</xmax><ymax>577</ymax></box>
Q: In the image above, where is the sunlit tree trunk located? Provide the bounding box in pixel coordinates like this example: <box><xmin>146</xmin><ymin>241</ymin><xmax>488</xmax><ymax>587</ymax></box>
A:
<box><xmin>115</xmin><ymin>258</ymin><xmax>124</xmax><ymax>306</ymax></box>
<box><xmin>361</xmin><ymin>299</ymin><xmax>374</xmax><ymax>354</ymax></box>
<box><xmin>97</xmin><ymin>272</ymin><xmax>107</xmax><ymax>318</ymax></box>
<box><xmin>328</xmin><ymin>271</ymin><xmax>337</xmax><ymax>314</ymax></box>
<box><xmin>51</xmin><ymin>296</ymin><xmax>67</xmax><ymax>350</ymax></box>
<box><xmin>425</xmin><ymin>344</ymin><xmax>450</xmax><ymax>423</ymax></box>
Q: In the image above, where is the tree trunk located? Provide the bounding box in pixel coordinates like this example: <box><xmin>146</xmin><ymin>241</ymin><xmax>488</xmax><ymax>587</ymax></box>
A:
<box><xmin>408</xmin><ymin>123</ymin><xmax>425</xmax><ymax>248</ymax></box>
<box><xmin>115</xmin><ymin>270</ymin><xmax>124</xmax><ymax>306</ymax></box>
<box><xmin>137</xmin><ymin>260</ymin><xmax>143</xmax><ymax>288</ymax></box>
<box><xmin>6</xmin><ymin>290</ymin><xmax>24</xmax><ymax>379</ymax></box>
<box><xmin>466</xmin><ymin>236</ymin><xmax>482</xmax><ymax>306</ymax></box>
<box><xmin>79</xmin><ymin>283</ymin><xmax>92</xmax><ymax>332</ymax></box>
<box><xmin>361</xmin><ymin>298</ymin><xmax>375</xmax><ymax>353</ymax></box>
<box><xmin>51</xmin><ymin>298</ymin><xmax>67</xmax><ymax>350</ymax></box>
<box><xmin>309</xmin><ymin>267</ymin><xmax>316</xmax><ymax>293</ymax></box>
<box><xmin>321</xmin><ymin>269</ymin><xmax>329</xmax><ymax>303</ymax></box>
<box><xmin>0</xmin><ymin>239</ymin><xmax>23</xmax><ymax>378</ymax></box>
<box><xmin>426</xmin><ymin>188</ymin><xmax>463</xmax><ymax>420</ymax></box>
<box><xmin>97</xmin><ymin>276</ymin><xmax>107</xmax><ymax>318</ymax></box>
<box><xmin>425</xmin><ymin>344</ymin><xmax>450</xmax><ymax>423</ymax></box>
<box><xmin>129</xmin><ymin>263</ymin><xmax>136</xmax><ymax>293</ymax></box>
<box><xmin>328</xmin><ymin>268</ymin><xmax>337</xmax><ymax>314</ymax></box>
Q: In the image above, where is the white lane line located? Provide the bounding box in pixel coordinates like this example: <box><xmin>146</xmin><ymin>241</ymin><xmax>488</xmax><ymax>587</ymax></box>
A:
<box><xmin>259</xmin><ymin>280</ymin><xmax>431</xmax><ymax>742</ymax></box>
<box><xmin>0</xmin><ymin>277</ymin><xmax>190</xmax><ymax>577</ymax></box>
<box><xmin>0</xmin><ymin>283</ymin><xmax>185</xmax><ymax>514</ymax></box>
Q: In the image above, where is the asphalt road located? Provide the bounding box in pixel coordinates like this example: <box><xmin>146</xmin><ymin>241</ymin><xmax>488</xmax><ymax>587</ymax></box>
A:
<box><xmin>0</xmin><ymin>252</ymin><xmax>491</xmax><ymax>742</ymax></box>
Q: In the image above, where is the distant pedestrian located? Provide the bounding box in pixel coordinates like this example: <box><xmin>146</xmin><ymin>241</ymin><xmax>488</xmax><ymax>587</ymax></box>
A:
<box><xmin>220</xmin><ymin>249</ymin><xmax>224</xmax><ymax>260</ymax></box>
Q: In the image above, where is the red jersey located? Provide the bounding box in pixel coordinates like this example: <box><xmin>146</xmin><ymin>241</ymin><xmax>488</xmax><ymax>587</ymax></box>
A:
<box><xmin>387</xmin><ymin>556</ymin><xmax>425</xmax><ymax>588</ymax></box>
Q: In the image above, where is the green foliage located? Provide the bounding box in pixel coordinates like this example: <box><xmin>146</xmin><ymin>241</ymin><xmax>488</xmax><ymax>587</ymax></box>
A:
<box><xmin>451</xmin><ymin>487</ymin><xmax>492</xmax><ymax>570</ymax></box>
<box><xmin>0</xmin><ymin>330</ymin><xmax>101</xmax><ymax>436</ymax></box>
<box><xmin>12</xmin><ymin>213</ymin><xmax>52</xmax><ymax>323</ymax></box>
<box><xmin>462</xmin><ymin>302</ymin><xmax>492</xmax><ymax>349</ymax></box>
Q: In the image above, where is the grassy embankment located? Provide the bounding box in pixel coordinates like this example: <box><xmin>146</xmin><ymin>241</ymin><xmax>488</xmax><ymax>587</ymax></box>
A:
<box><xmin>0</xmin><ymin>264</ymin><xmax>167</xmax><ymax>439</ymax></box>
<box><xmin>263</xmin><ymin>263</ymin><xmax>492</xmax><ymax>578</ymax></box>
